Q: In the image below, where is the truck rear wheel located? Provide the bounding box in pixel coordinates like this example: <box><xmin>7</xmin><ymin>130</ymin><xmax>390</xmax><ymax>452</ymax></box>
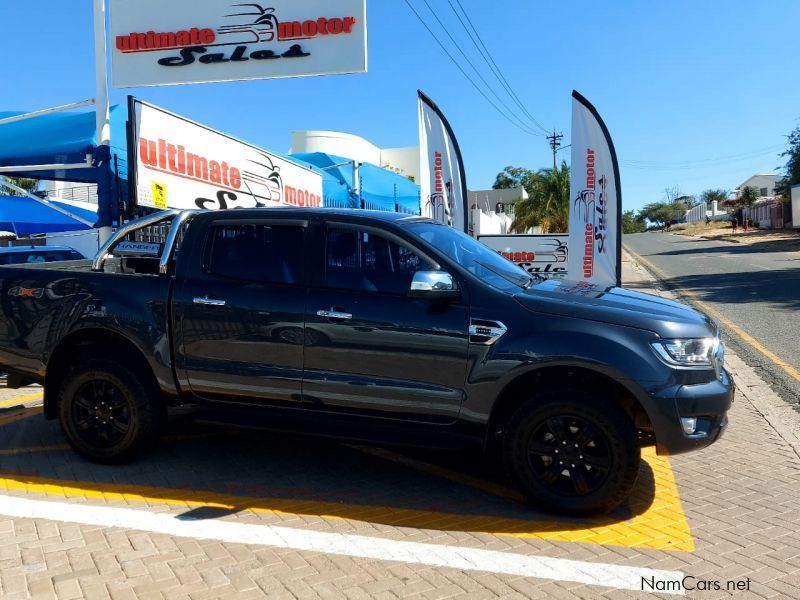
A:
<box><xmin>57</xmin><ymin>358</ymin><xmax>161</xmax><ymax>464</ymax></box>
<box><xmin>502</xmin><ymin>388</ymin><xmax>640</xmax><ymax>515</ymax></box>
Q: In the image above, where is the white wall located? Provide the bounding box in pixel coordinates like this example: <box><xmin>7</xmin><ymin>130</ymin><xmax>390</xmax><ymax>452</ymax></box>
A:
<box><xmin>792</xmin><ymin>185</ymin><xmax>800</xmax><ymax>228</ymax></box>
<box><xmin>471</xmin><ymin>208</ymin><xmax>513</xmax><ymax>237</ymax></box>
<box><xmin>291</xmin><ymin>130</ymin><xmax>419</xmax><ymax>181</ymax></box>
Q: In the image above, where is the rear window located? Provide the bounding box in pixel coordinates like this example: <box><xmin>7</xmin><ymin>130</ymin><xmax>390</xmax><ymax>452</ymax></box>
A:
<box><xmin>205</xmin><ymin>224</ymin><xmax>305</xmax><ymax>284</ymax></box>
<box><xmin>0</xmin><ymin>250</ymin><xmax>84</xmax><ymax>265</ymax></box>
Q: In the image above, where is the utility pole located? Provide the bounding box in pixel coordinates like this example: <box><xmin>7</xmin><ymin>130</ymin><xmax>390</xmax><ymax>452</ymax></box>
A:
<box><xmin>546</xmin><ymin>130</ymin><xmax>563</xmax><ymax>172</ymax></box>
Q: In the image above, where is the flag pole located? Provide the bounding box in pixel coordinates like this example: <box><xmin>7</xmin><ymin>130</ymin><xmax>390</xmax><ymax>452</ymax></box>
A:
<box><xmin>94</xmin><ymin>0</ymin><xmax>113</xmax><ymax>244</ymax></box>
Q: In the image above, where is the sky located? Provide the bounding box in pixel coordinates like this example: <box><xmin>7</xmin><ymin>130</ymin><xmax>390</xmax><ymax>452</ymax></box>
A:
<box><xmin>2</xmin><ymin>0</ymin><xmax>799</xmax><ymax>212</ymax></box>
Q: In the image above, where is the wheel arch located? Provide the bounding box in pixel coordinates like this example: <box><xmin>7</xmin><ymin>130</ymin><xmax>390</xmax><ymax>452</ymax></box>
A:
<box><xmin>486</xmin><ymin>363</ymin><xmax>655</xmax><ymax>448</ymax></box>
<box><xmin>44</xmin><ymin>328</ymin><xmax>160</xmax><ymax>420</ymax></box>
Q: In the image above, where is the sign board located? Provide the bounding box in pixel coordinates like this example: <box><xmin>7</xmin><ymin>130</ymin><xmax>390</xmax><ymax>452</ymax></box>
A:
<box><xmin>418</xmin><ymin>91</ymin><xmax>468</xmax><ymax>232</ymax></box>
<box><xmin>109</xmin><ymin>0</ymin><xmax>367</xmax><ymax>88</ymax></box>
<box><xmin>792</xmin><ymin>185</ymin><xmax>800</xmax><ymax>229</ymax></box>
<box><xmin>478</xmin><ymin>235</ymin><xmax>569</xmax><ymax>279</ymax></box>
<box><xmin>130</xmin><ymin>98</ymin><xmax>323</xmax><ymax>211</ymax></box>
<box><xmin>567</xmin><ymin>91</ymin><xmax>622</xmax><ymax>288</ymax></box>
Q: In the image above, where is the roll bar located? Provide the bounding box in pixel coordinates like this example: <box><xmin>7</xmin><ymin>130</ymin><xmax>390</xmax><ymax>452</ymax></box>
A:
<box><xmin>92</xmin><ymin>210</ymin><xmax>200</xmax><ymax>273</ymax></box>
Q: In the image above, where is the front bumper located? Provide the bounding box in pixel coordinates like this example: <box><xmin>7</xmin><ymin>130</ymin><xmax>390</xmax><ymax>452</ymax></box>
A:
<box><xmin>654</xmin><ymin>367</ymin><xmax>734</xmax><ymax>455</ymax></box>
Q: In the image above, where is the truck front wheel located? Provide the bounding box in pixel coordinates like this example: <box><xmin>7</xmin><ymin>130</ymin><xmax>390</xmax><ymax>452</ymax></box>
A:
<box><xmin>502</xmin><ymin>389</ymin><xmax>640</xmax><ymax>515</ymax></box>
<box><xmin>57</xmin><ymin>358</ymin><xmax>161</xmax><ymax>464</ymax></box>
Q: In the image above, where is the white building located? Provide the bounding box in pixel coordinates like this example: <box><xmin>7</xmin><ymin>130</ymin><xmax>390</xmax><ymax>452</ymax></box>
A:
<box><xmin>735</xmin><ymin>174</ymin><xmax>781</xmax><ymax>199</ymax></box>
<box><xmin>291</xmin><ymin>131</ymin><xmax>420</xmax><ymax>182</ymax></box>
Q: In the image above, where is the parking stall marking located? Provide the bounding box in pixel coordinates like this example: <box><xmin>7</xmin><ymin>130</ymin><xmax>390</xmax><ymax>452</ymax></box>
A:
<box><xmin>0</xmin><ymin>443</ymin><xmax>694</xmax><ymax>551</ymax></box>
<box><xmin>0</xmin><ymin>492</ymin><xmax>686</xmax><ymax>594</ymax></box>
<box><xmin>0</xmin><ymin>390</ymin><xmax>43</xmax><ymax>408</ymax></box>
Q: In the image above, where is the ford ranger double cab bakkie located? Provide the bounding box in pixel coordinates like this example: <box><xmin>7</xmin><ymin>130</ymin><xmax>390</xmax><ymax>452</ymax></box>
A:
<box><xmin>0</xmin><ymin>209</ymin><xmax>733</xmax><ymax>515</ymax></box>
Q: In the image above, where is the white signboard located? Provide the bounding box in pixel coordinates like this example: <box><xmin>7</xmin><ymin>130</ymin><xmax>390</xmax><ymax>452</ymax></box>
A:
<box><xmin>418</xmin><ymin>91</ymin><xmax>468</xmax><ymax>233</ymax></box>
<box><xmin>131</xmin><ymin>99</ymin><xmax>323</xmax><ymax>211</ymax></box>
<box><xmin>567</xmin><ymin>91</ymin><xmax>622</xmax><ymax>288</ymax></box>
<box><xmin>110</xmin><ymin>0</ymin><xmax>367</xmax><ymax>88</ymax></box>
<box><xmin>792</xmin><ymin>184</ymin><xmax>800</xmax><ymax>229</ymax></box>
<box><xmin>479</xmin><ymin>235</ymin><xmax>569</xmax><ymax>279</ymax></box>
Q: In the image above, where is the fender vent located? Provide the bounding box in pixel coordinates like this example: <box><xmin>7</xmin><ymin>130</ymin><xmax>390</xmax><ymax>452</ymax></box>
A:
<box><xmin>469</xmin><ymin>319</ymin><xmax>507</xmax><ymax>345</ymax></box>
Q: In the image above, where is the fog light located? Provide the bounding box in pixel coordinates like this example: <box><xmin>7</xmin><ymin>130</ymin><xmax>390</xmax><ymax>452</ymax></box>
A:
<box><xmin>680</xmin><ymin>417</ymin><xmax>697</xmax><ymax>435</ymax></box>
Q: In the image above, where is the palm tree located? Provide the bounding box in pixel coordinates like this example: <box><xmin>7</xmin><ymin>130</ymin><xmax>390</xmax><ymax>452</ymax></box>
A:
<box><xmin>510</xmin><ymin>161</ymin><xmax>570</xmax><ymax>234</ymax></box>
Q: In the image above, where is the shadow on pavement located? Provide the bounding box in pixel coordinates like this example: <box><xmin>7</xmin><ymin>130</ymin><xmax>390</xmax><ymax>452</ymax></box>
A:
<box><xmin>0</xmin><ymin>411</ymin><xmax>662</xmax><ymax>538</ymax></box>
<box><xmin>653</xmin><ymin>269</ymin><xmax>800</xmax><ymax>310</ymax></box>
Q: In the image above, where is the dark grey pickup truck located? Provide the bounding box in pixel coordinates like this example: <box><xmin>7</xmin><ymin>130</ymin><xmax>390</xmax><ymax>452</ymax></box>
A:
<box><xmin>0</xmin><ymin>208</ymin><xmax>733</xmax><ymax>514</ymax></box>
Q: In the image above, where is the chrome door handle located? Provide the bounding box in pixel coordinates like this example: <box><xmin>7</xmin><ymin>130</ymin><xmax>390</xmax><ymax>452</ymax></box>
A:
<box><xmin>193</xmin><ymin>296</ymin><xmax>226</xmax><ymax>307</ymax></box>
<box><xmin>317</xmin><ymin>309</ymin><xmax>352</xmax><ymax>320</ymax></box>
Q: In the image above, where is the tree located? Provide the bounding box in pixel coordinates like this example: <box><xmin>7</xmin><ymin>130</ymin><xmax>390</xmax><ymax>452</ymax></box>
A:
<box><xmin>0</xmin><ymin>176</ymin><xmax>38</xmax><ymax>196</ymax></box>
<box><xmin>498</xmin><ymin>162</ymin><xmax>570</xmax><ymax>234</ymax></box>
<box><xmin>622</xmin><ymin>210</ymin><xmax>647</xmax><ymax>234</ymax></box>
<box><xmin>739</xmin><ymin>185</ymin><xmax>759</xmax><ymax>208</ymax></box>
<box><xmin>700</xmin><ymin>189</ymin><xmax>729</xmax><ymax>206</ymax></box>
<box><xmin>775</xmin><ymin>125</ymin><xmax>800</xmax><ymax>202</ymax></box>
<box><xmin>639</xmin><ymin>201</ymin><xmax>685</xmax><ymax>229</ymax></box>
<box><xmin>493</xmin><ymin>166</ymin><xmax>537</xmax><ymax>193</ymax></box>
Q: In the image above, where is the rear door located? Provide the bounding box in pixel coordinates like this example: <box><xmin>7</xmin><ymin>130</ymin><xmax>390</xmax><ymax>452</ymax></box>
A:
<box><xmin>173</xmin><ymin>218</ymin><xmax>308</xmax><ymax>406</ymax></box>
<box><xmin>302</xmin><ymin>222</ymin><xmax>470</xmax><ymax>424</ymax></box>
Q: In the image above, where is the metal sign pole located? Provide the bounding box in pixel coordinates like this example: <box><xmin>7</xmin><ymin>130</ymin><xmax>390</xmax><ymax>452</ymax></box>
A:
<box><xmin>94</xmin><ymin>0</ymin><xmax>113</xmax><ymax>244</ymax></box>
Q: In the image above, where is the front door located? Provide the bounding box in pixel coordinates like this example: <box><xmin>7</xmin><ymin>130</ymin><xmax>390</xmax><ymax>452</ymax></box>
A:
<box><xmin>303</xmin><ymin>224</ymin><xmax>470</xmax><ymax>423</ymax></box>
<box><xmin>174</xmin><ymin>220</ymin><xmax>307</xmax><ymax>405</ymax></box>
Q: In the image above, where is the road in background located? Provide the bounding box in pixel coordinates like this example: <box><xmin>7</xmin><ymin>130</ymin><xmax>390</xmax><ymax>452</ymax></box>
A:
<box><xmin>624</xmin><ymin>232</ymin><xmax>800</xmax><ymax>406</ymax></box>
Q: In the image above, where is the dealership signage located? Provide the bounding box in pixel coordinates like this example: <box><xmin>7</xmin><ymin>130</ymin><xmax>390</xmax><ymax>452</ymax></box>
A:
<box><xmin>567</xmin><ymin>91</ymin><xmax>622</xmax><ymax>288</ymax></box>
<box><xmin>109</xmin><ymin>0</ymin><xmax>367</xmax><ymax>87</ymax></box>
<box><xmin>479</xmin><ymin>235</ymin><xmax>569</xmax><ymax>279</ymax></box>
<box><xmin>418</xmin><ymin>91</ymin><xmax>469</xmax><ymax>233</ymax></box>
<box><xmin>130</xmin><ymin>98</ymin><xmax>323</xmax><ymax>211</ymax></box>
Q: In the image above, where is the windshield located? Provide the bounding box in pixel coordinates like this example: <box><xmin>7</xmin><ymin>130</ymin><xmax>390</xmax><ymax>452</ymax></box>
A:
<box><xmin>407</xmin><ymin>222</ymin><xmax>535</xmax><ymax>292</ymax></box>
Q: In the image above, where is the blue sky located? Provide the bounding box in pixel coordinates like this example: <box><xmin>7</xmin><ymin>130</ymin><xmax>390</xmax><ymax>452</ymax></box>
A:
<box><xmin>2</xmin><ymin>0</ymin><xmax>798</xmax><ymax>211</ymax></box>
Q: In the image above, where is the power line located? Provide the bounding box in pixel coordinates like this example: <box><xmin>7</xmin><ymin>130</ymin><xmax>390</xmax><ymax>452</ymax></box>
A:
<box><xmin>621</xmin><ymin>145</ymin><xmax>785</xmax><ymax>171</ymax></box>
<box><xmin>403</xmin><ymin>0</ymin><xmax>543</xmax><ymax>138</ymax></box>
<box><xmin>416</xmin><ymin>0</ymin><xmax>542</xmax><ymax>136</ymax></box>
<box><xmin>448</xmin><ymin>0</ymin><xmax>550</xmax><ymax>135</ymax></box>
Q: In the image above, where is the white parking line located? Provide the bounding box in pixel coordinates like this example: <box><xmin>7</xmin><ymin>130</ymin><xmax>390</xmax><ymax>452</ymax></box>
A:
<box><xmin>0</xmin><ymin>493</ymin><xmax>685</xmax><ymax>594</ymax></box>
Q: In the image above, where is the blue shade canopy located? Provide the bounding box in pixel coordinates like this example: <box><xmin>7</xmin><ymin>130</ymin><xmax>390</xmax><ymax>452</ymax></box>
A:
<box><xmin>0</xmin><ymin>106</ymin><xmax>127</xmax><ymax>183</ymax></box>
<box><xmin>0</xmin><ymin>196</ymin><xmax>97</xmax><ymax>236</ymax></box>
<box><xmin>292</xmin><ymin>152</ymin><xmax>421</xmax><ymax>214</ymax></box>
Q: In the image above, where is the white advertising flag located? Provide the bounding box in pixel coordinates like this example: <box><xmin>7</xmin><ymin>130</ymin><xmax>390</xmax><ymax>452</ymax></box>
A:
<box><xmin>418</xmin><ymin>91</ymin><xmax>469</xmax><ymax>233</ymax></box>
<box><xmin>567</xmin><ymin>91</ymin><xmax>622</xmax><ymax>288</ymax></box>
<box><xmin>130</xmin><ymin>98</ymin><xmax>323</xmax><ymax>211</ymax></box>
<box><xmin>109</xmin><ymin>0</ymin><xmax>367</xmax><ymax>88</ymax></box>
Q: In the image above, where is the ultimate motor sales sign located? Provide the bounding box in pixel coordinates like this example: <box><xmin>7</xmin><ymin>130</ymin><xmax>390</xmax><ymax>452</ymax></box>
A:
<box><xmin>109</xmin><ymin>0</ymin><xmax>367</xmax><ymax>87</ymax></box>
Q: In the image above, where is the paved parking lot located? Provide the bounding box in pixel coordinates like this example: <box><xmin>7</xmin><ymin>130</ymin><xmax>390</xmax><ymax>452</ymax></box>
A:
<box><xmin>0</xmin><ymin>260</ymin><xmax>799</xmax><ymax>599</ymax></box>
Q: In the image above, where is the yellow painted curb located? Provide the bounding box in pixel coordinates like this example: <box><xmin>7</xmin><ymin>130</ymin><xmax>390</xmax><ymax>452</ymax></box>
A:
<box><xmin>0</xmin><ymin>391</ymin><xmax>43</xmax><ymax>409</ymax></box>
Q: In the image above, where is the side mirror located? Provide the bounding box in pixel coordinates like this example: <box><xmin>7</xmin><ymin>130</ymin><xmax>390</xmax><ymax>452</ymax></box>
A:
<box><xmin>409</xmin><ymin>271</ymin><xmax>460</xmax><ymax>301</ymax></box>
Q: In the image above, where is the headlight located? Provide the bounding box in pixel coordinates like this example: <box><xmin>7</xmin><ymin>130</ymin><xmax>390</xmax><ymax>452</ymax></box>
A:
<box><xmin>651</xmin><ymin>338</ymin><xmax>717</xmax><ymax>368</ymax></box>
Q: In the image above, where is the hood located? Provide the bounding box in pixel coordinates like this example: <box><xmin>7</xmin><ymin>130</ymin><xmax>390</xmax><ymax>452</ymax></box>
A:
<box><xmin>515</xmin><ymin>279</ymin><xmax>717</xmax><ymax>339</ymax></box>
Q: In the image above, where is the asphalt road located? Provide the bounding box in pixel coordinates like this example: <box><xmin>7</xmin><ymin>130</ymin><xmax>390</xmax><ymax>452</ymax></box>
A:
<box><xmin>624</xmin><ymin>232</ymin><xmax>800</xmax><ymax>406</ymax></box>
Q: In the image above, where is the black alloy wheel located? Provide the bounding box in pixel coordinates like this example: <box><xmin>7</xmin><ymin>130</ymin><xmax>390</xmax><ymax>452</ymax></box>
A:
<box><xmin>526</xmin><ymin>415</ymin><xmax>612</xmax><ymax>498</ymax></box>
<box><xmin>70</xmin><ymin>379</ymin><xmax>132</xmax><ymax>449</ymax></box>
<box><xmin>503</xmin><ymin>388</ymin><xmax>640</xmax><ymax>516</ymax></box>
<box><xmin>58</xmin><ymin>358</ymin><xmax>161</xmax><ymax>464</ymax></box>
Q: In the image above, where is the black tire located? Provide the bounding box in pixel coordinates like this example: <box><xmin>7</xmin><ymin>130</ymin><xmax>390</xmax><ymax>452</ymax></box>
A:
<box><xmin>502</xmin><ymin>388</ymin><xmax>640</xmax><ymax>516</ymax></box>
<box><xmin>57</xmin><ymin>358</ymin><xmax>162</xmax><ymax>464</ymax></box>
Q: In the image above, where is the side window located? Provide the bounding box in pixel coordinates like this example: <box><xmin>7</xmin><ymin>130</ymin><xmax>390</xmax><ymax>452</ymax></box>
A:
<box><xmin>325</xmin><ymin>227</ymin><xmax>433</xmax><ymax>295</ymax></box>
<box><xmin>206</xmin><ymin>224</ymin><xmax>304</xmax><ymax>284</ymax></box>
